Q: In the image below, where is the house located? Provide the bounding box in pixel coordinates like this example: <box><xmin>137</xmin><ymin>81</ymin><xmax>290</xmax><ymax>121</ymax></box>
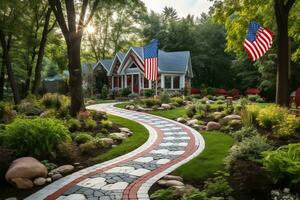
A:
<box><xmin>93</xmin><ymin>46</ymin><xmax>193</xmax><ymax>95</ymax></box>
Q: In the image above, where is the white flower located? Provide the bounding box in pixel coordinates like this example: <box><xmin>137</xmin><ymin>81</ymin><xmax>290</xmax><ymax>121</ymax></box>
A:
<box><xmin>283</xmin><ymin>188</ymin><xmax>290</xmax><ymax>193</ymax></box>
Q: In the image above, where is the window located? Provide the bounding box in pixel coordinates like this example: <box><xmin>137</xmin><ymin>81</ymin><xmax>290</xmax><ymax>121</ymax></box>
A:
<box><xmin>165</xmin><ymin>76</ymin><xmax>172</xmax><ymax>89</ymax></box>
<box><xmin>144</xmin><ymin>77</ymin><xmax>149</xmax><ymax>89</ymax></box>
<box><xmin>173</xmin><ymin>76</ymin><xmax>180</xmax><ymax>89</ymax></box>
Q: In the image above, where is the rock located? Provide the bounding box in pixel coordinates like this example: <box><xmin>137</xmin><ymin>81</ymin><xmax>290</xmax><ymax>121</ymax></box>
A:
<box><xmin>5</xmin><ymin>157</ymin><xmax>48</xmax><ymax>186</ymax></box>
<box><xmin>136</xmin><ymin>106</ymin><xmax>145</xmax><ymax>112</ymax></box>
<box><xmin>187</xmin><ymin>119</ymin><xmax>198</xmax><ymax>126</ymax></box>
<box><xmin>176</xmin><ymin>117</ymin><xmax>186</xmax><ymax>123</ymax></box>
<box><xmin>157</xmin><ymin>107</ymin><xmax>165</xmax><ymax>110</ymax></box>
<box><xmin>143</xmin><ymin>108</ymin><xmax>154</xmax><ymax>111</ymax></box>
<box><xmin>40</xmin><ymin>110</ymin><xmax>52</xmax><ymax>117</ymax></box>
<box><xmin>119</xmin><ymin>127</ymin><xmax>133</xmax><ymax>136</ymax></box>
<box><xmin>206</xmin><ymin>100</ymin><xmax>215</xmax><ymax>104</ymax></box>
<box><xmin>46</xmin><ymin>177</ymin><xmax>52</xmax><ymax>183</ymax></box>
<box><xmin>64</xmin><ymin>194</ymin><xmax>86</xmax><ymax>200</ymax></box>
<box><xmin>213</xmin><ymin>112</ymin><xmax>223</xmax><ymax>120</ymax></box>
<box><xmin>163</xmin><ymin>175</ymin><xmax>183</xmax><ymax>182</ymax></box>
<box><xmin>161</xmin><ymin>104</ymin><xmax>172</xmax><ymax>109</ymax></box>
<box><xmin>52</xmin><ymin>173</ymin><xmax>62</xmax><ymax>181</ymax></box>
<box><xmin>5</xmin><ymin>197</ymin><xmax>18</xmax><ymax>200</ymax></box>
<box><xmin>73</xmin><ymin>162</ymin><xmax>80</xmax><ymax>166</ymax></box>
<box><xmin>33</xmin><ymin>177</ymin><xmax>46</xmax><ymax>186</ymax></box>
<box><xmin>158</xmin><ymin>180</ymin><xmax>184</xmax><ymax>187</ymax></box>
<box><xmin>206</xmin><ymin>121</ymin><xmax>221</xmax><ymax>131</ymax></box>
<box><xmin>109</xmin><ymin>132</ymin><xmax>127</xmax><ymax>140</ymax></box>
<box><xmin>192</xmin><ymin>124</ymin><xmax>201</xmax><ymax>129</ymax></box>
<box><xmin>10</xmin><ymin>177</ymin><xmax>34</xmax><ymax>189</ymax></box>
<box><xmin>223</xmin><ymin>114</ymin><xmax>241</xmax><ymax>122</ymax></box>
<box><xmin>128</xmin><ymin>105</ymin><xmax>135</xmax><ymax>110</ymax></box>
<box><xmin>99</xmin><ymin>138</ymin><xmax>114</xmax><ymax>148</ymax></box>
<box><xmin>52</xmin><ymin>165</ymin><xmax>74</xmax><ymax>175</ymax></box>
<box><xmin>199</xmin><ymin>125</ymin><xmax>207</xmax><ymax>131</ymax></box>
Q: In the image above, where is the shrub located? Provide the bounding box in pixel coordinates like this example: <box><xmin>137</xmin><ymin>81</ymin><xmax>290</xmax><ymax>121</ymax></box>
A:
<box><xmin>2</xmin><ymin>118</ymin><xmax>71</xmax><ymax>159</ymax></box>
<box><xmin>91</xmin><ymin>111</ymin><xmax>107</xmax><ymax>121</ymax></box>
<box><xmin>186</xmin><ymin>105</ymin><xmax>197</xmax><ymax>118</ymax></box>
<box><xmin>215</xmin><ymin>100</ymin><xmax>224</xmax><ymax>104</ymax></box>
<box><xmin>262</xmin><ymin>143</ymin><xmax>300</xmax><ymax>186</ymax></box>
<box><xmin>151</xmin><ymin>186</ymin><xmax>209</xmax><ymax>200</ymax></box>
<box><xmin>121</xmin><ymin>88</ymin><xmax>131</xmax><ymax>97</ymax></box>
<box><xmin>101</xmin><ymin>84</ymin><xmax>108</xmax><ymax>99</ymax></box>
<box><xmin>84</xmin><ymin>118</ymin><xmax>97</xmax><ymax>130</ymax></box>
<box><xmin>193</xmin><ymin>112</ymin><xmax>205</xmax><ymax>120</ymax></box>
<box><xmin>256</xmin><ymin>97</ymin><xmax>265</xmax><ymax>103</ymax></box>
<box><xmin>257</xmin><ymin>105</ymin><xmax>288</xmax><ymax>130</ymax></box>
<box><xmin>245</xmin><ymin>104</ymin><xmax>260</xmax><ymax>120</ymax></box>
<box><xmin>17</xmin><ymin>96</ymin><xmax>44</xmax><ymax>116</ymax></box>
<box><xmin>41</xmin><ymin>160</ymin><xmax>57</xmax><ymax>171</ymax></box>
<box><xmin>77</xmin><ymin>110</ymin><xmax>91</xmax><ymax>121</ymax></box>
<box><xmin>171</xmin><ymin>97</ymin><xmax>184</xmax><ymax>107</ymax></box>
<box><xmin>79</xmin><ymin>137</ymin><xmax>111</xmax><ymax>154</ymax></box>
<box><xmin>0</xmin><ymin>102</ymin><xmax>15</xmax><ymax>123</ymax></box>
<box><xmin>159</xmin><ymin>91</ymin><xmax>170</xmax><ymax>103</ymax></box>
<box><xmin>144</xmin><ymin>89</ymin><xmax>155</xmax><ymax>97</ymax></box>
<box><xmin>247</xmin><ymin>94</ymin><xmax>260</xmax><ymax>102</ymax></box>
<box><xmin>74</xmin><ymin>132</ymin><xmax>93</xmax><ymax>144</ymax></box>
<box><xmin>128</xmin><ymin>93</ymin><xmax>139</xmax><ymax>98</ymax></box>
<box><xmin>142</xmin><ymin>98</ymin><xmax>161</xmax><ymax>107</ymax></box>
<box><xmin>230</xmin><ymin>126</ymin><xmax>258</xmax><ymax>142</ymax></box>
<box><xmin>203</xmin><ymin>172</ymin><xmax>234</xmax><ymax>198</ymax></box>
<box><xmin>271</xmin><ymin>188</ymin><xmax>299</xmax><ymax>200</ymax></box>
<box><xmin>42</xmin><ymin>93</ymin><xmax>62</xmax><ymax>109</ymax></box>
<box><xmin>216</xmin><ymin>96</ymin><xmax>225</xmax><ymax>101</ymax></box>
<box><xmin>67</xmin><ymin>118</ymin><xmax>81</xmax><ymax>132</ymax></box>
<box><xmin>101</xmin><ymin>120</ymin><xmax>113</xmax><ymax>128</ymax></box>
<box><xmin>225</xmin><ymin>135</ymin><xmax>271</xmax><ymax>168</ymax></box>
<box><xmin>273</xmin><ymin>114</ymin><xmax>300</xmax><ymax>137</ymax></box>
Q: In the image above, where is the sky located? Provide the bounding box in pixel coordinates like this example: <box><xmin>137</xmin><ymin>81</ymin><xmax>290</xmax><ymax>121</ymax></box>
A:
<box><xmin>141</xmin><ymin>0</ymin><xmax>214</xmax><ymax>18</ymax></box>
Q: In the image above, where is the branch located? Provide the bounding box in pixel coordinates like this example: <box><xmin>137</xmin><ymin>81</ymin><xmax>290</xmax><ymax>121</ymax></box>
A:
<box><xmin>48</xmin><ymin>0</ymin><xmax>69</xmax><ymax>38</ymax></box>
<box><xmin>77</xmin><ymin>0</ymin><xmax>88</xmax><ymax>32</ymax></box>
<box><xmin>47</xmin><ymin>19</ymin><xmax>57</xmax><ymax>34</ymax></box>
<box><xmin>65</xmin><ymin>0</ymin><xmax>76</xmax><ymax>32</ymax></box>
<box><xmin>285</xmin><ymin>0</ymin><xmax>296</xmax><ymax>11</ymax></box>
<box><xmin>83</xmin><ymin>0</ymin><xmax>100</xmax><ymax>28</ymax></box>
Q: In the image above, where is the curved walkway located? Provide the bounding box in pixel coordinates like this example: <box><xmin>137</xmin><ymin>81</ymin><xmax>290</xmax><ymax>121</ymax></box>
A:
<box><xmin>26</xmin><ymin>103</ymin><xmax>205</xmax><ymax>200</ymax></box>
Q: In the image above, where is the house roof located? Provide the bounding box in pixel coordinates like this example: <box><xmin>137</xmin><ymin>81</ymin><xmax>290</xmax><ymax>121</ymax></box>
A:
<box><xmin>98</xmin><ymin>47</ymin><xmax>191</xmax><ymax>74</ymax></box>
<box><xmin>97</xmin><ymin>59</ymin><xmax>113</xmax><ymax>71</ymax></box>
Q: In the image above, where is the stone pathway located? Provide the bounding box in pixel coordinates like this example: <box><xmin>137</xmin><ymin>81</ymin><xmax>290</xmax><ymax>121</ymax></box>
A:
<box><xmin>26</xmin><ymin>103</ymin><xmax>204</xmax><ymax>200</ymax></box>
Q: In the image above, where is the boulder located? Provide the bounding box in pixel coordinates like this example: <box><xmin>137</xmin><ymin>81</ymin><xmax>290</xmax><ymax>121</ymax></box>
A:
<box><xmin>5</xmin><ymin>157</ymin><xmax>48</xmax><ymax>185</ymax></box>
<box><xmin>136</xmin><ymin>106</ymin><xmax>145</xmax><ymax>112</ymax></box>
<box><xmin>206</xmin><ymin>100</ymin><xmax>215</xmax><ymax>104</ymax></box>
<box><xmin>176</xmin><ymin>117</ymin><xmax>186</xmax><ymax>123</ymax></box>
<box><xmin>206</xmin><ymin>121</ymin><xmax>221</xmax><ymax>131</ymax></box>
<box><xmin>125</xmin><ymin>105</ymin><xmax>135</xmax><ymax>110</ymax></box>
<box><xmin>46</xmin><ymin>177</ymin><xmax>52</xmax><ymax>183</ymax></box>
<box><xmin>52</xmin><ymin>173</ymin><xmax>62</xmax><ymax>181</ymax></box>
<box><xmin>109</xmin><ymin>132</ymin><xmax>127</xmax><ymax>141</ymax></box>
<box><xmin>161</xmin><ymin>104</ymin><xmax>172</xmax><ymax>109</ymax></box>
<box><xmin>52</xmin><ymin>165</ymin><xmax>74</xmax><ymax>175</ymax></box>
<box><xmin>187</xmin><ymin>119</ymin><xmax>198</xmax><ymax>126</ymax></box>
<box><xmin>223</xmin><ymin>114</ymin><xmax>241</xmax><ymax>122</ymax></box>
<box><xmin>163</xmin><ymin>175</ymin><xmax>183</xmax><ymax>182</ymax></box>
<box><xmin>119</xmin><ymin>127</ymin><xmax>133</xmax><ymax>136</ymax></box>
<box><xmin>33</xmin><ymin>177</ymin><xmax>46</xmax><ymax>186</ymax></box>
<box><xmin>10</xmin><ymin>177</ymin><xmax>34</xmax><ymax>189</ymax></box>
<box><xmin>5</xmin><ymin>198</ymin><xmax>18</xmax><ymax>200</ymax></box>
<box><xmin>64</xmin><ymin>194</ymin><xmax>86</xmax><ymax>200</ymax></box>
<box><xmin>158</xmin><ymin>180</ymin><xmax>184</xmax><ymax>187</ymax></box>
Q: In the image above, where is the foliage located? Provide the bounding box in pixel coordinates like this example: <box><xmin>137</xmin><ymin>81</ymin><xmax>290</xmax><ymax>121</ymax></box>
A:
<box><xmin>159</xmin><ymin>91</ymin><xmax>171</xmax><ymax>103</ymax></box>
<box><xmin>101</xmin><ymin>120</ymin><xmax>113</xmax><ymax>129</ymax></box>
<box><xmin>16</xmin><ymin>96</ymin><xmax>44</xmax><ymax>116</ymax></box>
<box><xmin>142</xmin><ymin>98</ymin><xmax>161</xmax><ymax>107</ymax></box>
<box><xmin>0</xmin><ymin>101</ymin><xmax>15</xmax><ymax>123</ymax></box>
<box><xmin>273</xmin><ymin>114</ymin><xmax>300</xmax><ymax>137</ymax></box>
<box><xmin>67</xmin><ymin>118</ymin><xmax>81</xmax><ymax>132</ymax></box>
<box><xmin>247</xmin><ymin>95</ymin><xmax>260</xmax><ymax>102</ymax></box>
<box><xmin>74</xmin><ymin>132</ymin><xmax>93</xmax><ymax>144</ymax></box>
<box><xmin>262</xmin><ymin>143</ymin><xmax>300</xmax><ymax>186</ymax></box>
<box><xmin>257</xmin><ymin>105</ymin><xmax>288</xmax><ymax>129</ymax></box>
<box><xmin>151</xmin><ymin>186</ymin><xmax>209</xmax><ymax>200</ymax></box>
<box><xmin>171</xmin><ymin>97</ymin><xmax>184</xmax><ymax>106</ymax></box>
<box><xmin>91</xmin><ymin>111</ymin><xmax>107</xmax><ymax>121</ymax></box>
<box><xmin>120</xmin><ymin>88</ymin><xmax>131</xmax><ymax>97</ymax></box>
<box><xmin>245</xmin><ymin>104</ymin><xmax>260</xmax><ymax>120</ymax></box>
<box><xmin>41</xmin><ymin>160</ymin><xmax>57</xmax><ymax>171</ymax></box>
<box><xmin>84</xmin><ymin>118</ymin><xmax>97</xmax><ymax>130</ymax></box>
<box><xmin>271</xmin><ymin>188</ymin><xmax>300</xmax><ymax>200</ymax></box>
<box><xmin>2</xmin><ymin>117</ymin><xmax>71</xmax><ymax>159</ymax></box>
<box><xmin>230</xmin><ymin>126</ymin><xmax>258</xmax><ymax>142</ymax></box>
<box><xmin>186</xmin><ymin>105</ymin><xmax>197</xmax><ymax>118</ymax></box>
<box><xmin>203</xmin><ymin>172</ymin><xmax>234</xmax><ymax>198</ymax></box>
<box><xmin>101</xmin><ymin>84</ymin><xmax>108</xmax><ymax>99</ymax></box>
<box><xmin>80</xmin><ymin>137</ymin><xmax>111</xmax><ymax>154</ymax></box>
<box><xmin>225</xmin><ymin>135</ymin><xmax>271</xmax><ymax>167</ymax></box>
<box><xmin>144</xmin><ymin>89</ymin><xmax>155</xmax><ymax>97</ymax></box>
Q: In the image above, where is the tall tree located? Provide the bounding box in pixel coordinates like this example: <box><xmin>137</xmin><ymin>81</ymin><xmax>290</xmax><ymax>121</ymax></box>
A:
<box><xmin>48</xmin><ymin>0</ymin><xmax>100</xmax><ymax>116</ymax></box>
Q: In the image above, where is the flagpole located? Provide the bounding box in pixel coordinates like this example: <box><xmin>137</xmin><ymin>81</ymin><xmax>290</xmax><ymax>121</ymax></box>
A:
<box><xmin>156</xmin><ymin>79</ymin><xmax>158</xmax><ymax>96</ymax></box>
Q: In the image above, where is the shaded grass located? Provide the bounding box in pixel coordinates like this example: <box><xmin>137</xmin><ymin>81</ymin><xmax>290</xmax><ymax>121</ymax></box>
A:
<box><xmin>94</xmin><ymin>114</ymin><xmax>149</xmax><ymax>163</ymax></box>
<box><xmin>173</xmin><ymin>131</ymin><xmax>234</xmax><ymax>181</ymax></box>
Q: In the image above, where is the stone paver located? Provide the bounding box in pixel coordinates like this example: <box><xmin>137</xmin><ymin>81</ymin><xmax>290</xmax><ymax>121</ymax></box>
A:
<box><xmin>25</xmin><ymin>103</ymin><xmax>205</xmax><ymax>200</ymax></box>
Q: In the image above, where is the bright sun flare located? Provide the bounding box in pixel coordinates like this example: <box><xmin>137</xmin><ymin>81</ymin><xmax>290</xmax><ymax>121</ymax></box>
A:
<box><xmin>86</xmin><ymin>25</ymin><xmax>95</xmax><ymax>34</ymax></box>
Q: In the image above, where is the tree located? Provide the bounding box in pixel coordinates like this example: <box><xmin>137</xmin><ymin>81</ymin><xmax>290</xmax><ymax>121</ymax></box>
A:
<box><xmin>48</xmin><ymin>0</ymin><xmax>100</xmax><ymax>116</ymax></box>
<box><xmin>210</xmin><ymin>0</ymin><xmax>298</xmax><ymax>106</ymax></box>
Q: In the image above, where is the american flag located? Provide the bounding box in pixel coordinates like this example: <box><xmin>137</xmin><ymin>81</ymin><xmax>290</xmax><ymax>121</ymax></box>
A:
<box><xmin>143</xmin><ymin>39</ymin><xmax>158</xmax><ymax>81</ymax></box>
<box><xmin>244</xmin><ymin>21</ymin><xmax>274</xmax><ymax>61</ymax></box>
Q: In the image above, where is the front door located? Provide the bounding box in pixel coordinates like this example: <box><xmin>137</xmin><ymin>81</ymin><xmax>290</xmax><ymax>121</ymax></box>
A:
<box><xmin>133</xmin><ymin>74</ymin><xmax>139</xmax><ymax>94</ymax></box>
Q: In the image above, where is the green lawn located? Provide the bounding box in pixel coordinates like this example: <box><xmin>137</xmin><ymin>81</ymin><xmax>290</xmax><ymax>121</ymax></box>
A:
<box><xmin>148</xmin><ymin>107</ymin><xmax>186</xmax><ymax>120</ymax></box>
<box><xmin>174</xmin><ymin>131</ymin><xmax>234</xmax><ymax>181</ymax></box>
<box><xmin>94</xmin><ymin>114</ymin><xmax>149</xmax><ymax>162</ymax></box>
<box><xmin>114</xmin><ymin>102</ymin><xmax>129</xmax><ymax>109</ymax></box>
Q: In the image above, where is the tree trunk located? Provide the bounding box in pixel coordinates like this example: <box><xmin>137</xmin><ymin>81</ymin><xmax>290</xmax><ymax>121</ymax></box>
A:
<box><xmin>0</xmin><ymin>30</ymin><xmax>20</xmax><ymax>104</ymax></box>
<box><xmin>32</xmin><ymin>9</ymin><xmax>52</xmax><ymax>95</ymax></box>
<box><xmin>0</xmin><ymin>59</ymin><xmax>5</xmax><ymax>100</ymax></box>
<box><xmin>274</xmin><ymin>0</ymin><xmax>290</xmax><ymax>106</ymax></box>
<box><xmin>67</xmin><ymin>37</ymin><xmax>84</xmax><ymax>117</ymax></box>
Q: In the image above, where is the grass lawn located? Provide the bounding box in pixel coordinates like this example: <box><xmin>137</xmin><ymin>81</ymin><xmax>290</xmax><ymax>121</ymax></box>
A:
<box><xmin>174</xmin><ymin>131</ymin><xmax>234</xmax><ymax>181</ymax></box>
<box><xmin>94</xmin><ymin>114</ymin><xmax>149</xmax><ymax>163</ymax></box>
<box><xmin>148</xmin><ymin>107</ymin><xmax>186</xmax><ymax>120</ymax></box>
<box><xmin>114</xmin><ymin>102</ymin><xmax>129</xmax><ymax>109</ymax></box>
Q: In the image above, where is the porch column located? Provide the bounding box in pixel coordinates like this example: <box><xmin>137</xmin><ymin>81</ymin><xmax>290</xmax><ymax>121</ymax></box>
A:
<box><xmin>121</xmin><ymin>75</ymin><xmax>123</xmax><ymax>88</ymax></box>
<box><xmin>125</xmin><ymin>75</ymin><xmax>127</xmax><ymax>88</ymax></box>
<box><xmin>111</xmin><ymin>76</ymin><xmax>114</xmax><ymax>89</ymax></box>
<box><xmin>161</xmin><ymin>74</ymin><xmax>165</xmax><ymax>89</ymax></box>
<box><xmin>138</xmin><ymin>73</ymin><xmax>141</xmax><ymax>94</ymax></box>
<box><xmin>131</xmin><ymin>74</ymin><xmax>133</xmax><ymax>93</ymax></box>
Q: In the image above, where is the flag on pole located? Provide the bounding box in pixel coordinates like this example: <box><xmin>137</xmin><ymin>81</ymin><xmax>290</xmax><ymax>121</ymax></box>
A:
<box><xmin>143</xmin><ymin>39</ymin><xmax>158</xmax><ymax>81</ymax></box>
<box><xmin>243</xmin><ymin>21</ymin><xmax>274</xmax><ymax>61</ymax></box>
